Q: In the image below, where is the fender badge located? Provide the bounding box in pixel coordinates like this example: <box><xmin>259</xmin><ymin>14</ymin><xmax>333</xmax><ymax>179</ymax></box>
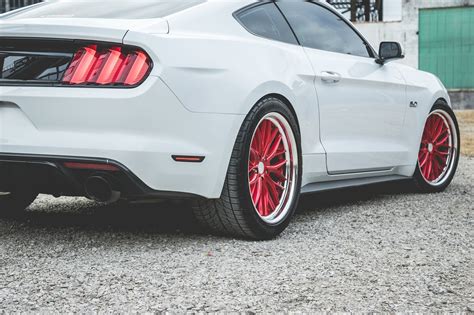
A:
<box><xmin>410</xmin><ymin>101</ymin><xmax>418</xmax><ymax>108</ymax></box>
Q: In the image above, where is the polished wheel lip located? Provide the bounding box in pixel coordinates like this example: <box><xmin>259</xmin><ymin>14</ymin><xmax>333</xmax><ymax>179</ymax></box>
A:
<box><xmin>418</xmin><ymin>109</ymin><xmax>458</xmax><ymax>187</ymax></box>
<box><xmin>248</xmin><ymin>112</ymin><xmax>298</xmax><ymax>225</ymax></box>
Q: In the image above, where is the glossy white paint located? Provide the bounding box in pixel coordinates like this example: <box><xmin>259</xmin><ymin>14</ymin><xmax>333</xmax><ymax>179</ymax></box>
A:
<box><xmin>306</xmin><ymin>48</ymin><xmax>409</xmax><ymax>174</ymax></box>
<box><xmin>0</xmin><ymin>1</ymin><xmax>450</xmax><ymax>199</ymax></box>
<box><xmin>0</xmin><ymin>18</ymin><xmax>169</xmax><ymax>42</ymax></box>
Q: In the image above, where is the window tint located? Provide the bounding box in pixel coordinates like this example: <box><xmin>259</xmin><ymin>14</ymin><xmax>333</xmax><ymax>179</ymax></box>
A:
<box><xmin>4</xmin><ymin>0</ymin><xmax>205</xmax><ymax>20</ymax></box>
<box><xmin>277</xmin><ymin>2</ymin><xmax>371</xmax><ymax>57</ymax></box>
<box><xmin>236</xmin><ymin>3</ymin><xmax>298</xmax><ymax>45</ymax></box>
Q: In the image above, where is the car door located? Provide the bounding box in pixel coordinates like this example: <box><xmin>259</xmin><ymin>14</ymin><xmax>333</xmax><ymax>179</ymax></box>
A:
<box><xmin>278</xmin><ymin>2</ymin><xmax>409</xmax><ymax>174</ymax></box>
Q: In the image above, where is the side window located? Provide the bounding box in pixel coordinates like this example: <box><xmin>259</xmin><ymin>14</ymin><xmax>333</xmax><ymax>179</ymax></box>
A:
<box><xmin>235</xmin><ymin>3</ymin><xmax>298</xmax><ymax>45</ymax></box>
<box><xmin>277</xmin><ymin>2</ymin><xmax>372</xmax><ymax>57</ymax></box>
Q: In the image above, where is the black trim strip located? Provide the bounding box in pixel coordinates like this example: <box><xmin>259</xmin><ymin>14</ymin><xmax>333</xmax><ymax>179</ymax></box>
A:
<box><xmin>0</xmin><ymin>153</ymin><xmax>200</xmax><ymax>199</ymax></box>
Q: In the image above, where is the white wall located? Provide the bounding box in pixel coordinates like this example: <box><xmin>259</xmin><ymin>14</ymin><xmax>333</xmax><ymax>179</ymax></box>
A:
<box><xmin>354</xmin><ymin>0</ymin><xmax>474</xmax><ymax>69</ymax></box>
<box><xmin>384</xmin><ymin>0</ymin><xmax>403</xmax><ymax>21</ymax></box>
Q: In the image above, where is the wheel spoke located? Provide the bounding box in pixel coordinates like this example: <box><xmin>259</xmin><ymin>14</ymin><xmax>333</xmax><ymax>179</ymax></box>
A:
<box><xmin>271</xmin><ymin>168</ymin><xmax>287</xmax><ymax>182</ymax></box>
<box><xmin>425</xmin><ymin>119</ymin><xmax>434</xmax><ymax>138</ymax></box>
<box><xmin>265</xmin><ymin>177</ymin><xmax>280</xmax><ymax>205</ymax></box>
<box><xmin>259</xmin><ymin>194</ymin><xmax>266</xmax><ymax>216</ymax></box>
<box><xmin>267</xmin><ymin>159</ymin><xmax>287</xmax><ymax>171</ymax></box>
<box><xmin>267</xmin><ymin>194</ymin><xmax>276</xmax><ymax>212</ymax></box>
<box><xmin>419</xmin><ymin>152</ymin><xmax>430</xmax><ymax>168</ymax></box>
<box><xmin>261</xmin><ymin>183</ymin><xmax>270</xmax><ymax>216</ymax></box>
<box><xmin>272</xmin><ymin>150</ymin><xmax>286</xmax><ymax>158</ymax></box>
<box><xmin>250</xmin><ymin>147</ymin><xmax>259</xmax><ymax>160</ymax></box>
<box><xmin>264</xmin><ymin>127</ymin><xmax>279</xmax><ymax>156</ymax></box>
<box><xmin>436</xmin><ymin>133</ymin><xmax>450</xmax><ymax>146</ymax></box>
<box><xmin>261</xmin><ymin>121</ymin><xmax>270</xmax><ymax>152</ymax></box>
<box><xmin>249</xmin><ymin>173</ymin><xmax>259</xmax><ymax>185</ymax></box>
<box><xmin>435</xmin><ymin>148</ymin><xmax>450</xmax><ymax>156</ymax></box>
<box><xmin>436</xmin><ymin>157</ymin><xmax>445</xmax><ymax>172</ymax></box>
<box><xmin>254</xmin><ymin>178</ymin><xmax>263</xmax><ymax>205</ymax></box>
<box><xmin>249</xmin><ymin>158</ymin><xmax>259</xmax><ymax>172</ymax></box>
<box><xmin>265</xmin><ymin>134</ymin><xmax>283</xmax><ymax>160</ymax></box>
<box><xmin>433</xmin><ymin>117</ymin><xmax>444</xmax><ymax>140</ymax></box>
<box><xmin>426</xmin><ymin>159</ymin><xmax>433</xmax><ymax>180</ymax></box>
<box><xmin>259</xmin><ymin>126</ymin><xmax>267</xmax><ymax>153</ymax></box>
<box><xmin>250</xmin><ymin>179</ymin><xmax>258</xmax><ymax>196</ymax></box>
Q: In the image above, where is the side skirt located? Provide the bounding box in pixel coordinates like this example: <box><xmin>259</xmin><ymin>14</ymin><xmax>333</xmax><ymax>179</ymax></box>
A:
<box><xmin>301</xmin><ymin>175</ymin><xmax>410</xmax><ymax>195</ymax></box>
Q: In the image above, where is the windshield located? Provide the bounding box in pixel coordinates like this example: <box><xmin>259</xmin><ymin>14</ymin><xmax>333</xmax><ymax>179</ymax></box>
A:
<box><xmin>3</xmin><ymin>0</ymin><xmax>205</xmax><ymax>20</ymax></box>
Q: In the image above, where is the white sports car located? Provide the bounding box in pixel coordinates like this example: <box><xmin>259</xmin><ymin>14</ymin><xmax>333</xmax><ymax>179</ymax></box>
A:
<box><xmin>0</xmin><ymin>0</ymin><xmax>460</xmax><ymax>239</ymax></box>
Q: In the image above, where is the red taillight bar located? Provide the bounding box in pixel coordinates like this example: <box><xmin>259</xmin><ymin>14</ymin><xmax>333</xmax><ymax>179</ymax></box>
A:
<box><xmin>63</xmin><ymin>45</ymin><xmax>98</xmax><ymax>84</ymax></box>
<box><xmin>172</xmin><ymin>156</ymin><xmax>206</xmax><ymax>163</ymax></box>
<box><xmin>62</xmin><ymin>44</ymin><xmax>151</xmax><ymax>87</ymax></box>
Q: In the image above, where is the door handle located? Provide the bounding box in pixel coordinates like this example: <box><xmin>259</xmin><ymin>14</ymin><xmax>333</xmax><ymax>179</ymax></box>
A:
<box><xmin>320</xmin><ymin>71</ymin><xmax>341</xmax><ymax>84</ymax></box>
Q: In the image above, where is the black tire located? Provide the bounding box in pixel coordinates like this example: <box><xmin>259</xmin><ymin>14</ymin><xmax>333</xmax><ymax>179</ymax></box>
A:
<box><xmin>413</xmin><ymin>100</ymin><xmax>461</xmax><ymax>193</ymax></box>
<box><xmin>0</xmin><ymin>189</ymin><xmax>38</xmax><ymax>217</ymax></box>
<box><xmin>193</xmin><ymin>97</ymin><xmax>302</xmax><ymax>240</ymax></box>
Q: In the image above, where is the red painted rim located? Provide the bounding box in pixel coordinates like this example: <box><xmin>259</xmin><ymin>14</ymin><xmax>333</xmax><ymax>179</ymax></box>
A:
<box><xmin>248</xmin><ymin>115</ymin><xmax>296</xmax><ymax>221</ymax></box>
<box><xmin>418</xmin><ymin>111</ymin><xmax>455</xmax><ymax>184</ymax></box>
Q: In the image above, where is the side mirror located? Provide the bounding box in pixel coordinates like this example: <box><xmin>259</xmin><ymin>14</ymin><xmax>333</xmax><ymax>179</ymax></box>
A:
<box><xmin>376</xmin><ymin>42</ymin><xmax>405</xmax><ymax>65</ymax></box>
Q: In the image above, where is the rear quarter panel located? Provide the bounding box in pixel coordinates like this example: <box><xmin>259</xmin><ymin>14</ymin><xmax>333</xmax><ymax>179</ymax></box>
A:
<box><xmin>124</xmin><ymin>2</ymin><xmax>325</xmax><ymax>159</ymax></box>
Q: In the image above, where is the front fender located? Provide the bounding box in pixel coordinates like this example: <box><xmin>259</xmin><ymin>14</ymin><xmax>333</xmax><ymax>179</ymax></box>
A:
<box><xmin>397</xmin><ymin>64</ymin><xmax>451</xmax><ymax>176</ymax></box>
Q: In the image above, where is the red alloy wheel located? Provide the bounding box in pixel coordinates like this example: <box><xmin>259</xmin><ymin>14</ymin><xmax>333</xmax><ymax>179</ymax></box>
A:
<box><xmin>418</xmin><ymin>111</ymin><xmax>455</xmax><ymax>184</ymax></box>
<box><xmin>248</xmin><ymin>114</ymin><xmax>297</xmax><ymax>221</ymax></box>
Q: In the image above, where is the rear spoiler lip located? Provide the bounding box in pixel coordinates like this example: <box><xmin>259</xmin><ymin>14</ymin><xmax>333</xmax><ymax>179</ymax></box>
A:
<box><xmin>0</xmin><ymin>17</ymin><xmax>169</xmax><ymax>44</ymax></box>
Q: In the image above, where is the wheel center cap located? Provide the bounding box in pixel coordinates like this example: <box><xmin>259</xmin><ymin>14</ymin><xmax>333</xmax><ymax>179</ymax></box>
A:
<box><xmin>428</xmin><ymin>143</ymin><xmax>434</xmax><ymax>153</ymax></box>
<box><xmin>258</xmin><ymin>162</ymin><xmax>265</xmax><ymax>175</ymax></box>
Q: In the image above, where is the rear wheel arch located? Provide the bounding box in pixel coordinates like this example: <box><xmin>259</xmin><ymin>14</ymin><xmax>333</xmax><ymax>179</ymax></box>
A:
<box><xmin>193</xmin><ymin>96</ymin><xmax>303</xmax><ymax>239</ymax></box>
<box><xmin>264</xmin><ymin>93</ymin><xmax>301</xmax><ymax>134</ymax></box>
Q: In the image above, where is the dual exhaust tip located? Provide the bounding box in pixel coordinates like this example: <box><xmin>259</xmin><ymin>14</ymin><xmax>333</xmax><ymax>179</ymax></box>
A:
<box><xmin>84</xmin><ymin>175</ymin><xmax>121</xmax><ymax>204</ymax></box>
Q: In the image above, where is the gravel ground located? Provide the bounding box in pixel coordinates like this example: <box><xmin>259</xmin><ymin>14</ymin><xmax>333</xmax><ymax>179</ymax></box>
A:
<box><xmin>0</xmin><ymin>158</ymin><xmax>472</xmax><ymax>313</ymax></box>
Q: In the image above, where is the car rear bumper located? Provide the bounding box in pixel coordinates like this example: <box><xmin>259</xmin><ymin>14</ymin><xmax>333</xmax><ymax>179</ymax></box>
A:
<box><xmin>0</xmin><ymin>76</ymin><xmax>245</xmax><ymax>198</ymax></box>
<box><xmin>0</xmin><ymin>153</ymin><xmax>199</xmax><ymax>199</ymax></box>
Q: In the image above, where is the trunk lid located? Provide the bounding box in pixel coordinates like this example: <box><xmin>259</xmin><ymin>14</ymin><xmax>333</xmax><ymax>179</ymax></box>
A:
<box><xmin>0</xmin><ymin>18</ymin><xmax>169</xmax><ymax>43</ymax></box>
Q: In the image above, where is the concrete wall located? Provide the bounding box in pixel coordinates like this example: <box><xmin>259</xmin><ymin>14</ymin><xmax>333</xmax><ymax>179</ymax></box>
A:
<box><xmin>355</xmin><ymin>0</ymin><xmax>474</xmax><ymax>69</ymax></box>
<box><xmin>449</xmin><ymin>91</ymin><xmax>474</xmax><ymax>109</ymax></box>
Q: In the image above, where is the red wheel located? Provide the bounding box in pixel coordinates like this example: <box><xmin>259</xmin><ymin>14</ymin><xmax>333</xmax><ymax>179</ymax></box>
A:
<box><xmin>248</xmin><ymin>113</ymin><xmax>298</xmax><ymax>224</ymax></box>
<box><xmin>415</xmin><ymin>103</ymin><xmax>460</xmax><ymax>192</ymax></box>
<box><xmin>193</xmin><ymin>97</ymin><xmax>302</xmax><ymax>239</ymax></box>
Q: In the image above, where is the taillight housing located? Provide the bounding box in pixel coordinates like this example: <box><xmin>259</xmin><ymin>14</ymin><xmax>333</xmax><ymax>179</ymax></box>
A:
<box><xmin>62</xmin><ymin>44</ymin><xmax>152</xmax><ymax>87</ymax></box>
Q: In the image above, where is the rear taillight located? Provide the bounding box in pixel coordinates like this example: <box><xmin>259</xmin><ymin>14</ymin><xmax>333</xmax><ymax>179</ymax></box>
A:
<box><xmin>62</xmin><ymin>45</ymin><xmax>151</xmax><ymax>87</ymax></box>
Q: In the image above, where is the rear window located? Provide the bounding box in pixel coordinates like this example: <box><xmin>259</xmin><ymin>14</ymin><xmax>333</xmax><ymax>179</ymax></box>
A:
<box><xmin>3</xmin><ymin>0</ymin><xmax>205</xmax><ymax>20</ymax></box>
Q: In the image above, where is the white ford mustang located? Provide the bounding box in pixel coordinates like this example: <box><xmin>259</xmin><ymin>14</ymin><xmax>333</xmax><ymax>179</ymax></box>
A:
<box><xmin>0</xmin><ymin>0</ymin><xmax>460</xmax><ymax>239</ymax></box>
